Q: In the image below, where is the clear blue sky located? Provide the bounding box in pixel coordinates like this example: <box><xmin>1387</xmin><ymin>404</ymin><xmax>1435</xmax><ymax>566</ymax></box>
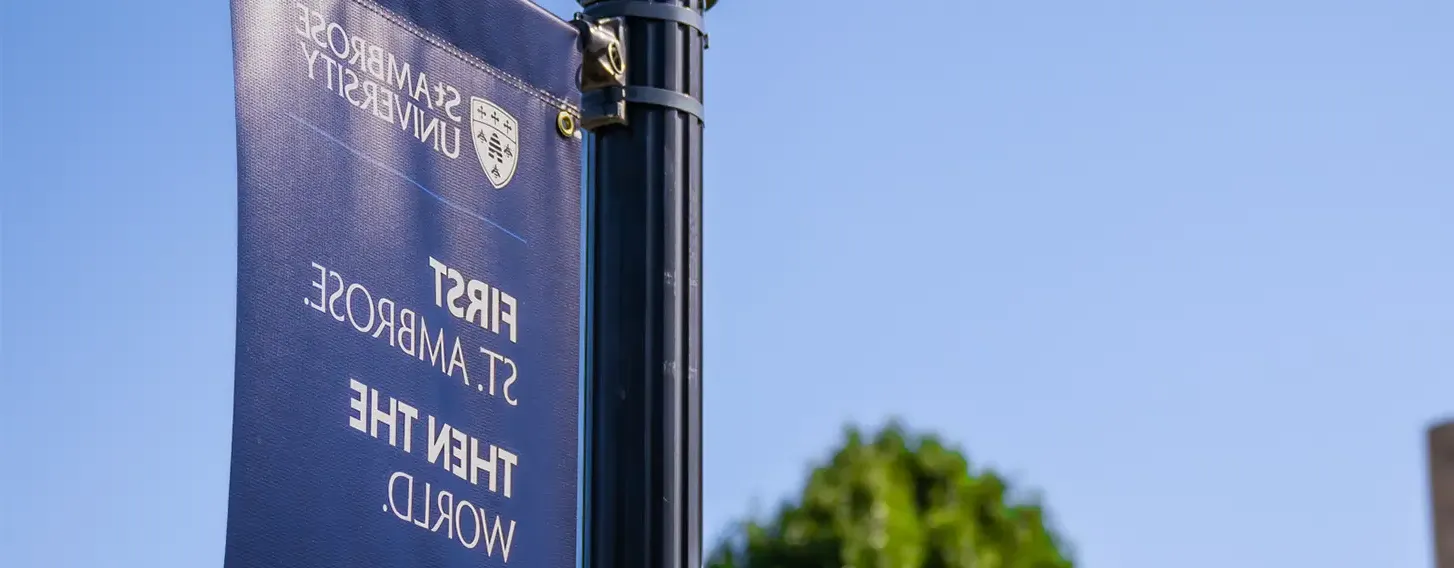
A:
<box><xmin>3</xmin><ymin>1</ymin><xmax>1451</xmax><ymax>566</ymax></box>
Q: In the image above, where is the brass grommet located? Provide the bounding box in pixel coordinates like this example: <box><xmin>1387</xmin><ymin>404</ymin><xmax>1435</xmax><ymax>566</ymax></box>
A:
<box><xmin>556</xmin><ymin>110</ymin><xmax>577</xmax><ymax>138</ymax></box>
<box><xmin>607</xmin><ymin>40</ymin><xmax>625</xmax><ymax>75</ymax></box>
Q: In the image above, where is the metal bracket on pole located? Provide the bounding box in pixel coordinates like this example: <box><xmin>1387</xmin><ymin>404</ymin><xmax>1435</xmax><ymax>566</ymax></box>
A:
<box><xmin>574</xmin><ymin>1</ymin><xmax>708</xmax><ymax>131</ymax></box>
<box><xmin>572</xmin><ymin>14</ymin><xmax>628</xmax><ymax>130</ymax></box>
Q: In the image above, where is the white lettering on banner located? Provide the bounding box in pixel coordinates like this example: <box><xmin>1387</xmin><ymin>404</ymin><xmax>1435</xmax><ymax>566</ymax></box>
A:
<box><xmin>293</xmin><ymin>2</ymin><xmax>464</xmax><ymax>158</ymax></box>
<box><xmin>385</xmin><ymin>471</ymin><xmax>517</xmax><ymax>561</ymax></box>
<box><xmin>289</xmin><ymin>1</ymin><xmax>526</xmax><ymax>188</ymax></box>
<box><xmin>348</xmin><ymin>379</ymin><xmax>518</xmax><ymax>498</ymax></box>
<box><xmin>352</xmin><ymin>380</ymin><xmax>521</xmax><ymax>561</ymax></box>
<box><xmin>429</xmin><ymin>256</ymin><xmax>518</xmax><ymax>344</ymax></box>
<box><xmin>478</xmin><ymin>347</ymin><xmax>519</xmax><ymax>407</ymax></box>
<box><xmin>307</xmin><ymin>260</ymin><xmax>525</xmax><ymax>404</ymax></box>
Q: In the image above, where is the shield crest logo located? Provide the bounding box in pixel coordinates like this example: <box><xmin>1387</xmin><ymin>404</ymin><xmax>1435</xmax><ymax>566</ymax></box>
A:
<box><xmin>470</xmin><ymin>97</ymin><xmax>519</xmax><ymax>189</ymax></box>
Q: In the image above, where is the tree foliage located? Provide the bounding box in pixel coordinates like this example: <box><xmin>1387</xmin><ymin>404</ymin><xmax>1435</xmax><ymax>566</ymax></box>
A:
<box><xmin>706</xmin><ymin>422</ymin><xmax>1075</xmax><ymax>568</ymax></box>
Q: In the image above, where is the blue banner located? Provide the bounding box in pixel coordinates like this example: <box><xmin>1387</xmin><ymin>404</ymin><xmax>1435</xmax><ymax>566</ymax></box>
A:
<box><xmin>226</xmin><ymin>0</ymin><xmax>581</xmax><ymax>566</ymax></box>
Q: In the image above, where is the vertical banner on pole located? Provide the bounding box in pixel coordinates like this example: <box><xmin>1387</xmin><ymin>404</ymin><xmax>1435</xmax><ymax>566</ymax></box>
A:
<box><xmin>226</xmin><ymin>1</ymin><xmax>581</xmax><ymax>567</ymax></box>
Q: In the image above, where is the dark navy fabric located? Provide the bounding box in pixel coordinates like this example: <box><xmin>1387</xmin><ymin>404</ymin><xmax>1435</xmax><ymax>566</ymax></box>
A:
<box><xmin>367</xmin><ymin>0</ymin><xmax>581</xmax><ymax>106</ymax></box>
<box><xmin>226</xmin><ymin>1</ymin><xmax>581</xmax><ymax>566</ymax></box>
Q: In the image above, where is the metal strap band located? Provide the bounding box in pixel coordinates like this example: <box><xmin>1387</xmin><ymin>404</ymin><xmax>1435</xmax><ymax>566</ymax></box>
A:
<box><xmin>626</xmin><ymin>86</ymin><xmax>704</xmax><ymax>121</ymax></box>
<box><xmin>583</xmin><ymin>86</ymin><xmax>705</xmax><ymax>122</ymax></box>
<box><xmin>583</xmin><ymin>1</ymin><xmax>705</xmax><ymax>34</ymax></box>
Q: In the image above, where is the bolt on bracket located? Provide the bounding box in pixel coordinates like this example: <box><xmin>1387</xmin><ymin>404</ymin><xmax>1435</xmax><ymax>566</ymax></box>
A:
<box><xmin>572</xmin><ymin>14</ymin><xmax>628</xmax><ymax>131</ymax></box>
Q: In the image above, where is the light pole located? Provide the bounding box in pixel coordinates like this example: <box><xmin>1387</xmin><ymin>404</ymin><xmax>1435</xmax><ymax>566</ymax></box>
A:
<box><xmin>574</xmin><ymin>3</ymin><xmax>707</xmax><ymax>568</ymax></box>
<box><xmin>1432</xmin><ymin>421</ymin><xmax>1454</xmax><ymax>568</ymax></box>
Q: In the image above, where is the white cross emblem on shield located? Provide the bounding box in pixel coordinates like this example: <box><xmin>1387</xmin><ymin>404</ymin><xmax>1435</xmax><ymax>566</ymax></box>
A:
<box><xmin>470</xmin><ymin>97</ymin><xmax>519</xmax><ymax>190</ymax></box>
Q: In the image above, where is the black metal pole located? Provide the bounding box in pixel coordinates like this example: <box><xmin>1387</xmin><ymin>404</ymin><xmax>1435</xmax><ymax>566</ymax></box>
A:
<box><xmin>576</xmin><ymin>3</ymin><xmax>705</xmax><ymax>568</ymax></box>
<box><xmin>1431</xmin><ymin>421</ymin><xmax>1454</xmax><ymax>568</ymax></box>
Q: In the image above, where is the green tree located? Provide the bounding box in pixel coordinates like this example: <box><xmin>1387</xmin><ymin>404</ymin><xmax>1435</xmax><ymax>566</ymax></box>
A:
<box><xmin>706</xmin><ymin>422</ymin><xmax>1075</xmax><ymax>568</ymax></box>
